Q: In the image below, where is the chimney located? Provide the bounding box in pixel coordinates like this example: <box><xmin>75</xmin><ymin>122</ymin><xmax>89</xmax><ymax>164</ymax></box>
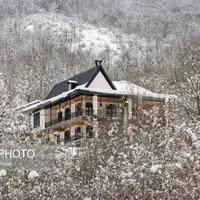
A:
<box><xmin>94</xmin><ymin>60</ymin><xmax>103</xmax><ymax>67</ymax></box>
<box><xmin>95</xmin><ymin>60</ymin><xmax>98</xmax><ymax>67</ymax></box>
<box><xmin>99</xmin><ymin>60</ymin><xmax>102</xmax><ymax>66</ymax></box>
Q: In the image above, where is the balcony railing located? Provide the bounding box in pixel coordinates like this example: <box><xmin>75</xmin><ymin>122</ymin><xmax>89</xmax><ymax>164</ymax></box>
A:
<box><xmin>45</xmin><ymin>109</ymin><xmax>122</xmax><ymax>128</ymax></box>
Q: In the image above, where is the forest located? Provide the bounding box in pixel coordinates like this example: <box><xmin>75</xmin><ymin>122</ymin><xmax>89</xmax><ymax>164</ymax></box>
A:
<box><xmin>0</xmin><ymin>0</ymin><xmax>200</xmax><ymax>199</ymax></box>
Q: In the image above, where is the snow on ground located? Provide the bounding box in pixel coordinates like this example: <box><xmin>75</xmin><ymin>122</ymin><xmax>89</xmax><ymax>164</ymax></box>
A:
<box><xmin>56</xmin><ymin>147</ymin><xmax>78</xmax><ymax>157</ymax></box>
<box><xmin>28</xmin><ymin>170</ymin><xmax>39</xmax><ymax>179</ymax></box>
<box><xmin>0</xmin><ymin>169</ymin><xmax>7</xmax><ymax>177</ymax></box>
<box><xmin>149</xmin><ymin>164</ymin><xmax>162</xmax><ymax>173</ymax></box>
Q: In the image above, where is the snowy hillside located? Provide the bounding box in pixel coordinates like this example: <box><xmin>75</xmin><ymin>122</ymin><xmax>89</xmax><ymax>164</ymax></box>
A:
<box><xmin>20</xmin><ymin>13</ymin><xmax>147</xmax><ymax>58</ymax></box>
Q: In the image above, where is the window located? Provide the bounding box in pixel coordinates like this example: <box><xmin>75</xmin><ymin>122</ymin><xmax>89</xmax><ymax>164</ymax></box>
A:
<box><xmin>65</xmin><ymin>108</ymin><xmax>71</xmax><ymax>120</ymax></box>
<box><xmin>64</xmin><ymin>130</ymin><xmax>71</xmax><ymax>143</ymax></box>
<box><xmin>74</xmin><ymin>127</ymin><xmax>81</xmax><ymax>140</ymax></box>
<box><xmin>33</xmin><ymin>112</ymin><xmax>40</xmax><ymax>128</ymax></box>
<box><xmin>68</xmin><ymin>80</ymin><xmax>78</xmax><ymax>90</ymax></box>
<box><xmin>57</xmin><ymin>134</ymin><xmax>60</xmax><ymax>144</ymax></box>
<box><xmin>85</xmin><ymin>102</ymin><xmax>93</xmax><ymax>116</ymax></box>
<box><xmin>58</xmin><ymin>111</ymin><xmax>63</xmax><ymax>122</ymax></box>
<box><xmin>86</xmin><ymin>126</ymin><xmax>93</xmax><ymax>138</ymax></box>
<box><xmin>75</xmin><ymin>103</ymin><xmax>82</xmax><ymax>117</ymax></box>
<box><xmin>71</xmin><ymin>82</ymin><xmax>78</xmax><ymax>89</ymax></box>
<box><xmin>106</xmin><ymin>104</ymin><xmax>117</xmax><ymax>117</ymax></box>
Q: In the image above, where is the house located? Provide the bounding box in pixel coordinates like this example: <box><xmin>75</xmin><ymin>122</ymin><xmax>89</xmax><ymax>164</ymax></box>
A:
<box><xmin>19</xmin><ymin>60</ymin><xmax>175</xmax><ymax>145</ymax></box>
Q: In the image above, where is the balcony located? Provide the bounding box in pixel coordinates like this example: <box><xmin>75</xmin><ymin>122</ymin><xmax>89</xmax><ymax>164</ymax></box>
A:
<box><xmin>45</xmin><ymin>109</ymin><xmax>123</xmax><ymax>129</ymax></box>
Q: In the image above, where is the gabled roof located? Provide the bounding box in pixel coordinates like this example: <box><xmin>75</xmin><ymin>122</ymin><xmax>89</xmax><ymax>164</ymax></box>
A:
<box><xmin>46</xmin><ymin>62</ymin><xmax>116</xmax><ymax>99</ymax></box>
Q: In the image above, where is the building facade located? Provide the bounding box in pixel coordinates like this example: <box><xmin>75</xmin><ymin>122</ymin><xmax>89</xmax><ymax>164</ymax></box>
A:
<box><xmin>18</xmin><ymin>60</ymin><xmax>173</xmax><ymax>145</ymax></box>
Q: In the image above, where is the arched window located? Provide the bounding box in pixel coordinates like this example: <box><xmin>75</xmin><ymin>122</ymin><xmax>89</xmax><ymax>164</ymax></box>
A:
<box><xmin>65</xmin><ymin>108</ymin><xmax>71</xmax><ymax>120</ymax></box>
<box><xmin>75</xmin><ymin>103</ymin><xmax>82</xmax><ymax>117</ymax></box>
<box><xmin>86</xmin><ymin>126</ymin><xmax>93</xmax><ymax>138</ymax></box>
<box><xmin>64</xmin><ymin>130</ymin><xmax>71</xmax><ymax>143</ymax></box>
<box><xmin>106</xmin><ymin>104</ymin><xmax>117</xmax><ymax>117</ymax></box>
<box><xmin>74</xmin><ymin>126</ymin><xmax>81</xmax><ymax>140</ymax></box>
<box><xmin>85</xmin><ymin>102</ymin><xmax>93</xmax><ymax>116</ymax></box>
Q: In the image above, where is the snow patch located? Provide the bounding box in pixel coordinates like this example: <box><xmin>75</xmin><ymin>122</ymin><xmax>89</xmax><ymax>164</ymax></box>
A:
<box><xmin>25</xmin><ymin>24</ymin><xmax>34</xmax><ymax>32</ymax></box>
<box><xmin>150</xmin><ymin>164</ymin><xmax>162</xmax><ymax>173</ymax></box>
<box><xmin>0</xmin><ymin>169</ymin><xmax>7</xmax><ymax>177</ymax></box>
<box><xmin>81</xmin><ymin>29</ymin><xmax>118</xmax><ymax>54</ymax></box>
<box><xmin>28</xmin><ymin>170</ymin><xmax>39</xmax><ymax>179</ymax></box>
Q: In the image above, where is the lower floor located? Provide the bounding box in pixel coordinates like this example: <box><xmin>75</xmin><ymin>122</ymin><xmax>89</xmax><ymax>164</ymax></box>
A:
<box><xmin>43</xmin><ymin>120</ymin><xmax>94</xmax><ymax>145</ymax></box>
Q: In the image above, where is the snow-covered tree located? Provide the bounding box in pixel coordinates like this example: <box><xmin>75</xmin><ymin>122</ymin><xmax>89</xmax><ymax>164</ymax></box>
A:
<box><xmin>0</xmin><ymin>73</ymin><xmax>29</xmax><ymax>144</ymax></box>
<box><xmin>171</xmin><ymin>34</ymin><xmax>200</xmax><ymax>120</ymax></box>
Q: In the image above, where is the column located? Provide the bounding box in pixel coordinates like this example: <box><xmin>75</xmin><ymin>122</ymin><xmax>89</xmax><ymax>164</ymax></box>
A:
<box><xmin>127</xmin><ymin>97</ymin><xmax>132</xmax><ymax>120</ymax></box>
<box><xmin>40</xmin><ymin>109</ymin><xmax>45</xmax><ymax>129</ymax></box>
<box><xmin>92</xmin><ymin>95</ymin><xmax>98</xmax><ymax>139</ymax></box>
<box><xmin>124</xmin><ymin>102</ymin><xmax>128</xmax><ymax>127</ymax></box>
<box><xmin>93</xmin><ymin>95</ymin><xmax>98</xmax><ymax>115</ymax></box>
<box><xmin>81</xmin><ymin>96</ymin><xmax>85</xmax><ymax>115</ymax></box>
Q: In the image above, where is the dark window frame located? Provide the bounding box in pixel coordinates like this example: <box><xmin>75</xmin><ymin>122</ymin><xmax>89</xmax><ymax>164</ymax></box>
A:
<box><xmin>58</xmin><ymin>111</ymin><xmax>63</xmax><ymax>122</ymax></box>
<box><xmin>86</xmin><ymin>126</ymin><xmax>93</xmax><ymax>138</ymax></box>
<box><xmin>65</xmin><ymin>107</ymin><xmax>71</xmax><ymax>120</ymax></box>
<box><xmin>33</xmin><ymin>112</ymin><xmax>40</xmax><ymax>128</ymax></box>
<box><xmin>64</xmin><ymin>130</ymin><xmax>71</xmax><ymax>143</ymax></box>
<box><xmin>75</xmin><ymin>103</ymin><xmax>82</xmax><ymax>116</ymax></box>
<box><xmin>85</xmin><ymin>102</ymin><xmax>93</xmax><ymax>116</ymax></box>
<box><xmin>57</xmin><ymin>134</ymin><xmax>60</xmax><ymax>144</ymax></box>
<box><xmin>74</xmin><ymin>126</ymin><xmax>81</xmax><ymax>140</ymax></box>
<box><xmin>106</xmin><ymin>104</ymin><xmax>117</xmax><ymax>117</ymax></box>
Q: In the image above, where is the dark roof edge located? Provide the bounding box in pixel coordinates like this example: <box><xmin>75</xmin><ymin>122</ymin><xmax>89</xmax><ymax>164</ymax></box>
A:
<box><xmin>46</xmin><ymin>85</ymin><xmax>56</xmax><ymax>100</ymax></box>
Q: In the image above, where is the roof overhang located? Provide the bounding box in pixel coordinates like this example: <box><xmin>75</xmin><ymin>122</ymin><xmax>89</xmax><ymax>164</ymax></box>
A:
<box><xmin>21</xmin><ymin>87</ymin><xmax>172</xmax><ymax>114</ymax></box>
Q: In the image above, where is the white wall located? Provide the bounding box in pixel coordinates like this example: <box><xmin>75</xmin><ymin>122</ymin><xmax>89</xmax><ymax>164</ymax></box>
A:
<box><xmin>88</xmin><ymin>71</ymin><xmax>112</xmax><ymax>89</ymax></box>
<box><xmin>40</xmin><ymin>109</ymin><xmax>45</xmax><ymax>129</ymax></box>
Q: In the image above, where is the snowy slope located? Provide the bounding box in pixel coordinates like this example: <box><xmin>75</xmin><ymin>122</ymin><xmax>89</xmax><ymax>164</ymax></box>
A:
<box><xmin>20</xmin><ymin>13</ymin><xmax>147</xmax><ymax>58</ymax></box>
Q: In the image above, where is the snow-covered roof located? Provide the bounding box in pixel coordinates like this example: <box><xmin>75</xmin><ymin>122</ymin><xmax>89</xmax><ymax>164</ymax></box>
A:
<box><xmin>113</xmin><ymin>81</ymin><xmax>177</xmax><ymax>100</ymax></box>
<box><xmin>22</xmin><ymin>83</ymin><xmax>86</xmax><ymax>113</ymax></box>
<box><xmin>68</xmin><ymin>80</ymin><xmax>78</xmax><ymax>83</ymax></box>
<box><xmin>46</xmin><ymin>63</ymin><xmax>116</xmax><ymax>99</ymax></box>
<box><xmin>21</xmin><ymin>81</ymin><xmax>176</xmax><ymax>113</ymax></box>
<box><xmin>113</xmin><ymin>81</ymin><xmax>155</xmax><ymax>96</ymax></box>
<box><xmin>14</xmin><ymin>100</ymin><xmax>41</xmax><ymax>112</ymax></box>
